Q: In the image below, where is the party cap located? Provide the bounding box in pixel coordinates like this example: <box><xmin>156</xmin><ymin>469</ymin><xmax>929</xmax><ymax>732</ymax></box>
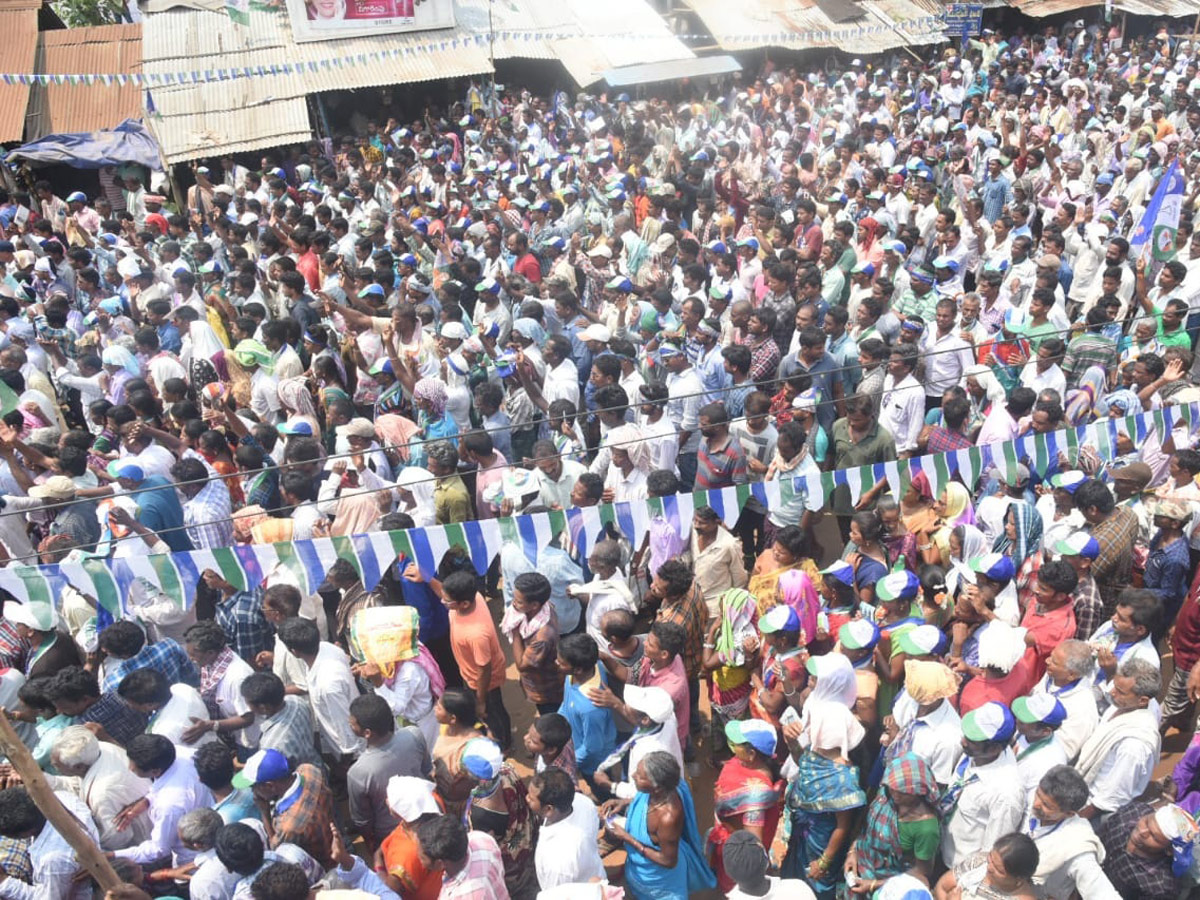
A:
<box><xmin>839</xmin><ymin>618</ymin><xmax>880</xmax><ymax>651</ymax></box>
<box><xmin>961</xmin><ymin>701</ymin><xmax>1016</xmax><ymax>743</ymax></box>
<box><xmin>1012</xmin><ymin>693</ymin><xmax>1066</xmax><ymax>727</ymax></box>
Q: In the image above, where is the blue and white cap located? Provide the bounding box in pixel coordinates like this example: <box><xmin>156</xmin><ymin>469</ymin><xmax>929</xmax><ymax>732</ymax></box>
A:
<box><xmin>961</xmin><ymin>701</ymin><xmax>1016</xmax><ymax>743</ymax></box>
<box><xmin>1054</xmin><ymin>532</ymin><xmax>1100</xmax><ymax>560</ymax></box>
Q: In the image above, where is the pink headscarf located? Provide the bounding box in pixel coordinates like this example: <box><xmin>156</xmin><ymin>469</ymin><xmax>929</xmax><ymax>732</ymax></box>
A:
<box><xmin>778</xmin><ymin>569</ymin><xmax>819</xmax><ymax>646</ymax></box>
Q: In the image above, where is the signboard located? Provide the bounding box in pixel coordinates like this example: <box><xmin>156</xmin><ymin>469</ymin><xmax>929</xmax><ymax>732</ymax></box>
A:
<box><xmin>943</xmin><ymin>2</ymin><xmax>983</xmax><ymax>39</ymax></box>
<box><xmin>286</xmin><ymin>0</ymin><xmax>455</xmax><ymax>43</ymax></box>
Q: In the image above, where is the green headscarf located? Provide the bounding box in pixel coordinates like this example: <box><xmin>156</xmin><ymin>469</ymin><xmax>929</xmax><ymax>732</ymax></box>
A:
<box><xmin>715</xmin><ymin>588</ymin><xmax>757</xmax><ymax>666</ymax></box>
<box><xmin>233</xmin><ymin>339</ymin><xmax>274</xmax><ymax>374</ymax></box>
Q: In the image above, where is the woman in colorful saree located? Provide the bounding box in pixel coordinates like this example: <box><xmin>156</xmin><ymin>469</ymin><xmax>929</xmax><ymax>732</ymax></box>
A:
<box><xmin>780</xmin><ymin>698</ymin><xmax>867</xmax><ymax>899</ymax></box>
<box><xmin>843</xmin><ymin>751</ymin><xmax>942</xmax><ymax>893</ymax></box>
<box><xmin>703</xmin><ymin>588</ymin><xmax>760</xmax><ymax>763</ymax></box>
<box><xmin>707</xmin><ymin>718</ymin><xmax>784</xmax><ymax>892</ymax></box>
<box><xmin>748</xmin><ymin>525</ymin><xmax>820</xmax><ymax>606</ymax></box>
<box><xmin>602</xmin><ymin>750</ymin><xmax>716</xmax><ymax>900</ymax></box>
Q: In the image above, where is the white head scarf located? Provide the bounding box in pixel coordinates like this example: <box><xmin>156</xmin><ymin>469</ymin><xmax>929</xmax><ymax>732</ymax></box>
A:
<box><xmin>807</xmin><ymin>652</ymin><xmax>858</xmax><ymax>707</ymax></box>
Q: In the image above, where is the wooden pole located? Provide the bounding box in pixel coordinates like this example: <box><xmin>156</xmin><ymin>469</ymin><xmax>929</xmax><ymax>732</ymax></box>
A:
<box><xmin>0</xmin><ymin>709</ymin><xmax>122</xmax><ymax>892</ymax></box>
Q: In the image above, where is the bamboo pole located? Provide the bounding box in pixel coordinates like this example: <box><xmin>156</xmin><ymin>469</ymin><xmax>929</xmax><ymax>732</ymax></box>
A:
<box><xmin>0</xmin><ymin>709</ymin><xmax>122</xmax><ymax>892</ymax></box>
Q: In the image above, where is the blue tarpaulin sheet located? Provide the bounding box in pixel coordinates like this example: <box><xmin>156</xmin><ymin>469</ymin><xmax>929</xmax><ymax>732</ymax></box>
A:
<box><xmin>8</xmin><ymin>119</ymin><xmax>159</xmax><ymax>170</ymax></box>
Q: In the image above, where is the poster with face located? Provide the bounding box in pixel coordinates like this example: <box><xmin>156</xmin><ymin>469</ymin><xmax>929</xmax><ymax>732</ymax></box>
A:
<box><xmin>288</xmin><ymin>0</ymin><xmax>453</xmax><ymax>42</ymax></box>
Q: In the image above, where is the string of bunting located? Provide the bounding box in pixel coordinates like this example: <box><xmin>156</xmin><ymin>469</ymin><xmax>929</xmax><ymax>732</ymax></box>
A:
<box><xmin>0</xmin><ymin>16</ymin><xmax>947</xmax><ymax>87</ymax></box>
<box><xmin>0</xmin><ymin>399</ymin><xmax>1194</xmax><ymax>622</ymax></box>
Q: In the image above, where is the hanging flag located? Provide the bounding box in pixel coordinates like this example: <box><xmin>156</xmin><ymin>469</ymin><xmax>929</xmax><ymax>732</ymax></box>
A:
<box><xmin>1129</xmin><ymin>158</ymin><xmax>1184</xmax><ymax>261</ymax></box>
<box><xmin>226</xmin><ymin>0</ymin><xmax>250</xmax><ymax>26</ymax></box>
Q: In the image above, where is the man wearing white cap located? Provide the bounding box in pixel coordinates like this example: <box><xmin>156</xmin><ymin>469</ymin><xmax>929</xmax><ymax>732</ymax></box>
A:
<box><xmin>3</xmin><ymin>600</ymin><xmax>79</xmax><ymax>680</ymax></box>
<box><xmin>590</xmin><ymin>684</ymin><xmax>682</xmax><ymax>800</ymax></box>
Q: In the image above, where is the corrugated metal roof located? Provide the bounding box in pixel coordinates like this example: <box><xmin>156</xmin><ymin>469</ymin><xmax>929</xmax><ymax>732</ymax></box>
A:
<box><xmin>143</xmin><ymin>0</ymin><xmax>693</xmax><ymax>162</ymax></box>
<box><xmin>601</xmin><ymin>53</ymin><xmax>741</xmax><ymax>86</ymax></box>
<box><xmin>677</xmin><ymin>0</ymin><xmax>945</xmax><ymax>55</ymax></box>
<box><xmin>1008</xmin><ymin>0</ymin><xmax>1093</xmax><ymax>14</ymax></box>
<box><xmin>141</xmin><ymin>4</ymin><xmax>494</xmax><ymax>162</ymax></box>
<box><xmin>25</xmin><ymin>24</ymin><xmax>143</xmax><ymax>141</ymax></box>
<box><xmin>0</xmin><ymin>0</ymin><xmax>43</xmax><ymax>143</ymax></box>
<box><xmin>1114</xmin><ymin>0</ymin><xmax>1196</xmax><ymax>16</ymax></box>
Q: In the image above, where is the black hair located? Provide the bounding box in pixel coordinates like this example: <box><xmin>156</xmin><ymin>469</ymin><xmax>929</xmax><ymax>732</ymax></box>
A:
<box><xmin>558</xmin><ymin>633</ymin><xmax>599</xmax><ymax>670</ymax></box>
<box><xmin>192</xmin><ymin>741</ymin><xmax>236</xmax><ymax>790</ymax></box>
<box><xmin>241</xmin><ymin>672</ymin><xmax>285</xmax><ymax>707</ymax></box>
<box><xmin>532</xmin><ymin>712</ymin><xmax>571</xmax><ymax>751</ymax></box>
<box><xmin>650</xmin><ymin>620</ymin><xmax>686</xmax><ymax>658</ymax></box>
<box><xmin>513</xmin><ymin>572</ymin><xmax>551</xmax><ymax>606</ymax></box>
<box><xmin>216</xmin><ymin>822</ymin><xmax>266</xmax><ymax>875</ymax></box>
<box><xmin>47</xmin><ymin>666</ymin><xmax>100</xmax><ymax>703</ymax></box>
<box><xmin>250</xmin><ymin>862</ymin><xmax>310</xmax><ymax>900</ymax></box>
<box><xmin>1074</xmin><ymin>479</ymin><xmax>1115</xmax><ymax>516</ymax></box>
<box><xmin>117</xmin><ymin>668</ymin><xmax>171</xmax><ymax>706</ymax></box>
<box><xmin>417</xmin><ymin>815</ymin><xmax>469</xmax><ymax>862</ymax></box>
<box><xmin>277</xmin><ymin>617</ymin><xmax>320</xmax><ymax>656</ymax></box>
<box><xmin>349</xmin><ymin>693</ymin><xmax>395</xmax><ymax>735</ymax></box>
<box><xmin>126</xmin><ymin>733</ymin><xmax>176</xmax><ymax>773</ymax></box>
<box><xmin>0</xmin><ymin>788</ymin><xmax>45</xmax><ymax>838</ymax></box>
<box><xmin>530</xmin><ymin>767</ymin><xmax>575</xmax><ymax>814</ymax></box>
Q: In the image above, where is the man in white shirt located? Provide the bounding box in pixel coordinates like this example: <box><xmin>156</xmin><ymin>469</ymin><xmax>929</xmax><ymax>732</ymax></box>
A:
<box><xmin>661</xmin><ymin>344</ymin><xmax>703</xmax><ymax>486</ymax></box>
<box><xmin>115</xmin><ymin>733</ymin><xmax>215</xmax><ymax>866</ymax></box>
<box><xmin>0</xmin><ymin>786</ymin><xmax>99</xmax><ymax>900</ymax></box>
<box><xmin>48</xmin><ymin>726</ymin><xmax>152</xmax><ymax>851</ymax></box>
<box><xmin>885</xmin><ymin>660</ymin><xmax>964</xmax><ymax>787</ymax></box>
<box><xmin>276</xmin><ymin>617</ymin><xmax>365</xmax><ymax>761</ymax></box>
<box><xmin>921</xmin><ymin>299</ymin><xmax>975</xmax><ymax>409</ymax></box>
<box><xmin>880</xmin><ymin>344</ymin><xmax>924</xmax><ymax>456</ymax></box>
<box><xmin>1075</xmin><ymin>658</ymin><xmax>1162</xmax><ymax>821</ymax></box>
<box><xmin>532</xmin><ymin>442</ymin><xmax>585</xmax><ymax>511</ymax></box>
<box><xmin>1029</xmin><ymin>640</ymin><xmax>1099</xmax><ymax>762</ymax></box>
<box><xmin>1011</xmin><ymin>694</ymin><xmax>1069</xmax><ymax>806</ymax></box>
<box><xmin>528</xmin><ymin>768</ymin><xmax>605</xmax><ymax>891</ymax></box>
<box><xmin>1020</xmin><ymin>338</ymin><xmax>1067</xmax><ymax>398</ymax></box>
<box><xmin>941</xmin><ymin>702</ymin><xmax>1026</xmax><ymax>868</ymax></box>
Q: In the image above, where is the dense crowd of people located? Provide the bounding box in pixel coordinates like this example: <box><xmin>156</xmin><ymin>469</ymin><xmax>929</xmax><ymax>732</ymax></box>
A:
<box><xmin>2</xmin><ymin>10</ymin><xmax>1200</xmax><ymax>900</ymax></box>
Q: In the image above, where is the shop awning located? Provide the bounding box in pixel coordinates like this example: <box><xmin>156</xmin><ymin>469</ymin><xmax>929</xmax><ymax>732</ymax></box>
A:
<box><xmin>600</xmin><ymin>55</ymin><xmax>741</xmax><ymax>87</ymax></box>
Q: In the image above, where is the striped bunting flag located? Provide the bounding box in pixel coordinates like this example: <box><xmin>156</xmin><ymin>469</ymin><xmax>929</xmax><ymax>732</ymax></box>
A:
<box><xmin>12</xmin><ymin>402</ymin><xmax>1200</xmax><ymax>613</ymax></box>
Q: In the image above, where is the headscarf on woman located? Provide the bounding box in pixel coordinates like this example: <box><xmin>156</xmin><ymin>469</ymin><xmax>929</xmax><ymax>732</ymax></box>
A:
<box><xmin>278</xmin><ymin>376</ymin><xmax>318</xmax><ymax>420</ymax></box>
<box><xmin>854</xmin><ymin>752</ymin><xmax>941</xmax><ymax>880</ymax></box>
<box><xmin>856</xmin><ymin>217</ymin><xmax>880</xmax><ymax>254</ymax></box>
<box><xmin>992</xmin><ymin>501</ymin><xmax>1044</xmax><ymax>561</ymax></box>
<box><xmin>715</xmin><ymin>588</ymin><xmax>759</xmax><ymax>667</ymax></box>
<box><xmin>233</xmin><ymin>339</ymin><xmax>274</xmax><ymax>373</ymax></box>
<box><xmin>776</xmin><ymin>569</ymin><xmax>819</xmax><ymax>644</ymax></box>
<box><xmin>965</xmin><ymin>364</ymin><xmax>1005</xmax><ymax>418</ymax></box>
<box><xmin>946</xmin><ymin>523</ymin><xmax>988</xmax><ymax>597</ymax></box>
<box><xmin>413</xmin><ymin>377</ymin><xmax>448</xmax><ymax>417</ymax></box>
<box><xmin>903</xmin><ymin>471</ymin><xmax>939</xmax><ymax>536</ymax></box>
<box><xmin>375</xmin><ymin>414</ymin><xmax>421</xmax><ymax>463</ymax></box>
<box><xmin>940</xmin><ymin>483</ymin><xmax>976</xmax><ymax>527</ymax></box>
<box><xmin>800</xmin><ymin>697</ymin><xmax>866</xmax><ymax>760</ymax></box>
<box><xmin>101</xmin><ymin>345</ymin><xmax>140</xmax><ymax>376</ymax></box>
<box><xmin>1065</xmin><ymin>365</ymin><xmax>1108</xmax><ymax>425</ymax></box>
<box><xmin>806</xmin><ymin>653</ymin><xmax>858</xmax><ymax>708</ymax></box>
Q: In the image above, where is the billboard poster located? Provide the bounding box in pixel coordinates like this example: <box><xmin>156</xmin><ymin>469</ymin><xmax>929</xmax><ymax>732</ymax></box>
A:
<box><xmin>287</xmin><ymin>0</ymin><xmax>455</xmax><ymax>43</ymax></box>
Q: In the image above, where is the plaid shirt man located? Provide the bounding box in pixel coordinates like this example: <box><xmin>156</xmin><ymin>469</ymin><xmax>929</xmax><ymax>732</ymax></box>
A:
<box><xmin>215</xmin><ymin>588</ymin><xmax>275</xmax><ymax>665</ymax></box>
<box><xmin>258</xmin><ymin>696</ymin><xmax>324</xmax><ymax>771</ymax></box>
<box><xmin>655</xmin><ymin>584</ymin><xmax>708</xmax><ymax>682</ymax></box>
<box><xmin>925</xmin><ymin>426</ymin><xmax>974</xmax><ymax>454</ymax></box>
<box><xmin>182</xmin><ymin>480</ymin><xmax>234</xmax><ymax>550</ymax></box>
<box><xmin>0</xmin><ymin>620</ymin><xmax>28</xmax><ymax>671</ymax></box>
<box><xmin>77</xmin><ymin>692</ymin><xmax>148</xmax><ymax>747</ymax></box>
<box><xmin>272</xmin><ymin>763</ymin><xmax>336</xmax><ymax>868</ymax></box>
<box><xmin>441</xmin><ymin>831</ymin><xmax>510</xmax><ymax>900</ymax></box>
<box><xmin>741</xmin><ymin>335</ymin><xmax>781</xmax><ymax>384</ymax></box>
<box><xmin>1100</xmin><ymin>801</ymin><xmax>1178</xmax><ymax>900</ymax></box>
<box><xmin>1089</xmin><ymin>507</ymin><xmax>1138</xmax><ymax>617</ymax></box>
<box><xmin>103</xmin><ymin>638</ymin><xmax>199</xmax><ymax>694</ymax></box>
<box><xmin>1072</xmin><ymin>572</ymin><xmax>1105</xmax><ymax>643</ymax></box>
